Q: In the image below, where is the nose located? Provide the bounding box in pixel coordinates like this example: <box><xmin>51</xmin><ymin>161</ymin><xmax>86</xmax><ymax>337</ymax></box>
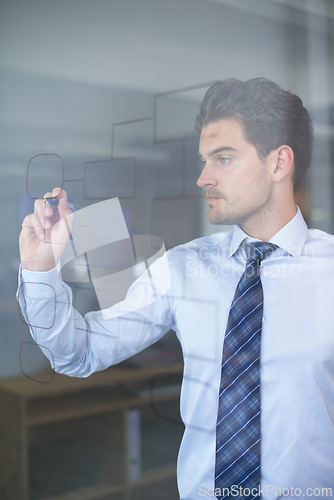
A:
<box><xmin>197</xmin><ymin>161</ymin><xmax>217</xmax><ymax>188</ymax></box>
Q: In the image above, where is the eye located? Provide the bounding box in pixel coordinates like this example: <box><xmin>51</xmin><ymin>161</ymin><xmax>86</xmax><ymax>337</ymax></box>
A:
<box><xmin>218</xmin><ymin>156</ymin><xmax>231</xmax><ymax>166</ymax></box>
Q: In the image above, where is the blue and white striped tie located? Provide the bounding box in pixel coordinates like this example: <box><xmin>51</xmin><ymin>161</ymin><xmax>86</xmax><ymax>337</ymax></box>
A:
<box><xmin>215</xmin><ymin>241</ymin><xmax>277</xmax><ymax>499</ymax></box>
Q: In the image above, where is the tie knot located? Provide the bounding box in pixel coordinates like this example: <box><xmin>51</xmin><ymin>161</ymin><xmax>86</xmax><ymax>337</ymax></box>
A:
<box><xmin>241</xmin><ymin>241</ymin><xmax>277</xmax><ymax>263</ymax></box>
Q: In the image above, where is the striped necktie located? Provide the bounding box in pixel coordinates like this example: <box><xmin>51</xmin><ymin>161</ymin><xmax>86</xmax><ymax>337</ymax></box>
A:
<box><xmin>215</xmin><ymin>241</ymin><xmax>277</xmax><ymax>499</ymax></box>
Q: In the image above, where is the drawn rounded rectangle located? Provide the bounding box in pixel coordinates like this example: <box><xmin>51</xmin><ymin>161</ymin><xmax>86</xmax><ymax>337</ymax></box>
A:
<box><xmin>84</xmin><ymin>157</ymin><xmax>137</xmax><ymax>200</ymax></box>
<box><xmin>20</xmin><ymin>342</ymin><xmax>55</xmax><ymax>383</ymax></box>
<box><xmin>17</xmin><ymin>282</ymin><xmax>56</xmax><ymax>329</ymax></box>
<box><xmin>26</xmin><ymin>153</ymin><xmax>64</xmax><ymax>200</ymax></box>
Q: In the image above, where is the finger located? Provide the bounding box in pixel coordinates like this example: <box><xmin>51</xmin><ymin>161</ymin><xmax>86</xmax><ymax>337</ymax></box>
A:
<box><xmin>34</xmin><ymin>198</ymin><xmax>53</xmax><ymax>229</ymax></box>
<box><xmin>51</xmin><ymin>188</ymin><xmax>73</xmax><ymax>218</ymax></box>
<box><xmin>44</xmin><ymin>188</ymin><xmax>71</xmax><ymax>217</ymax></box>
<box><xmin>22</xmin><ymin>213</ymin><xmax>45</xmax><ymax>241</ymax></box>
<box><xmin>43</xmin><ymin>188</ymin><xmax>61</xmax><ymax>208</ymax></box>
<box><xmin>42</xmin><ymin>187</ymin><xmax>67</xmax><ymax>224</ymax></box>
<box><xmin>43</xmin><ymin>187</ymin><xmax>64</xmax><ymax>204</ymax></box>
<box><xmin>48</xmin><ymin>187</ymin><xmax>66</xmax><ymax>202</ymax></box>
<box><xmin>57</xmin><ymin>195</ymin><xmax>72</xmax><ymax>218</ymax></box>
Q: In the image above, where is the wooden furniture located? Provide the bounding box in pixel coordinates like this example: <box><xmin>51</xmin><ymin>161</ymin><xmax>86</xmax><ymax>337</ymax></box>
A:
<box><xmin>0</xmin><ymin>361</ymin><xmax>183</xmax><ymax>500</ymax></box>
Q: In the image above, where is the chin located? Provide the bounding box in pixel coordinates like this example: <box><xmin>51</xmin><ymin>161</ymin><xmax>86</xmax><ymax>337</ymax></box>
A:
<box><xmin>207</xmin><ymin>209</ymin><xmax>232</xmax><ymax>225</ymax></box>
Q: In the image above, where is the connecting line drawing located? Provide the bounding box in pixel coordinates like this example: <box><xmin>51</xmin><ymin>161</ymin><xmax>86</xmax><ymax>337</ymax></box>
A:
<box><xmin>26</xmin><ymin>153</ymin><xmax>85</xmax><ymax>201</ymax></box>
<box><xmin>20</xmin><ymin>81</ymin><xmax>218</xmax><ymax>430</ymax></box>
<box><xmin>153</xmin><ymin>81</ymin><xmax>213</xmax><ymax>145</ymax></box>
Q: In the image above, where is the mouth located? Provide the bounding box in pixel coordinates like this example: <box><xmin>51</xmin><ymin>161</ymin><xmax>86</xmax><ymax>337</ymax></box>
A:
<box><xmin>205</xmin><ymin>196</ymin><xmax>221</xmax><ymax>204</ymax></box>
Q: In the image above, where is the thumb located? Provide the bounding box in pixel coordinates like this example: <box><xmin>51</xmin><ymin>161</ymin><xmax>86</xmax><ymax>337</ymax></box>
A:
<box><xmin>58</xmin><ymin>195</ymin><xmax>73</xmax><ymax>217</ymax></box>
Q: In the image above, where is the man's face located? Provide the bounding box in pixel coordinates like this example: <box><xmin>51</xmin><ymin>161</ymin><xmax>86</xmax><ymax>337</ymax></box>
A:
<box><xmin>197</xmin><ymin>119</ymin><xmax>274</xmax><ymax>229</ymax></box>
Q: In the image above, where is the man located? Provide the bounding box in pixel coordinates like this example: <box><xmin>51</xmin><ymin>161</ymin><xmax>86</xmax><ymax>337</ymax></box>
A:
<box><xmin>18</xmin><ymin>78</ymin><xmax>334</xmax><ymax>499</ymax></box>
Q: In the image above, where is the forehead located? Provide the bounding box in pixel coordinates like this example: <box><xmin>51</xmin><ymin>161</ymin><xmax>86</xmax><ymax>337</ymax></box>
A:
<box><xmin>199</xmin><ymin>118</ymin><xmax>247</xmax><ymax>152</ymax></box>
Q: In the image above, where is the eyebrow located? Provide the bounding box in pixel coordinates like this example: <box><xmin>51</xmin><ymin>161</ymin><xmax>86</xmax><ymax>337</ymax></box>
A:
<box><xmin>198</xmin><ymin>146</ymin><xmax>237</xmax><ymax>159</ymax></box>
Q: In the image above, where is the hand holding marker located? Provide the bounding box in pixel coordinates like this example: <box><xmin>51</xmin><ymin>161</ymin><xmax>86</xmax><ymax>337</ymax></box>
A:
<box><xmin>20</xmin><ymin>188</ymin><xmax>75</xmax><ymax>272</ymax></box>
<box><xmin>46</xmin><ymin>196</ymin><xmax>80</xmax><ymax>212</ymax></box>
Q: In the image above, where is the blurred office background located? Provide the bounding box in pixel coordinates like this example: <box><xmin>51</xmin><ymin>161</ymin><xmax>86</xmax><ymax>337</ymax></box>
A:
<box><xmin>0</xmin><ymin>0</ymin><xmax>333</xmax><ymax>498</ymax></box>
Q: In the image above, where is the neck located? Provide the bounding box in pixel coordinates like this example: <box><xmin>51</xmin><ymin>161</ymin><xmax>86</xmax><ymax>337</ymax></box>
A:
<box><xmin>239</xmin><ymin>200</ymin><xmax>297</xmax><ymax>242</ymax></box>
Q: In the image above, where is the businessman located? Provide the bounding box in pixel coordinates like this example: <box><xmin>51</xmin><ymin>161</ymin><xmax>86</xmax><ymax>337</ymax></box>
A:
<box><xmin>18</xmin><ymin>78</ymin><xmax>334</xmax><ymax>499</ymax></box>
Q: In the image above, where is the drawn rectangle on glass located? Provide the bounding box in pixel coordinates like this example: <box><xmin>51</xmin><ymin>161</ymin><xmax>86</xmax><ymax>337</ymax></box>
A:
<box><xmin>154</xmin><ymin>85</ymin><xmax>209</xmax><ymax>144</ymax></box>
<box><xmin>27</xmin><ymin>153</ymin><xmax>64</xmax><ymax>199</ymax></box>
<box><xmin>112</xmin><ymin>118</ymin><xmax>153</xmax><ymax>159</ymax></box>
<box><xmin>151</xmin><ymin>196</ymin><xmax>202</xmax><ymax>249</ymax></box>
<box><xmin>84</xmin><ymin>157</ymin><xmax>136</xmax><ymax>199</ymax></box>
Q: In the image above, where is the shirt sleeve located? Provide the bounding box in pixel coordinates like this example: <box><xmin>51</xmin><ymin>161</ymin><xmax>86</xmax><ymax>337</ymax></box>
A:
<box><xmin>17</xmin><ymin>253</ymin><xmax>176</xmax><ymax>378</ymax></box>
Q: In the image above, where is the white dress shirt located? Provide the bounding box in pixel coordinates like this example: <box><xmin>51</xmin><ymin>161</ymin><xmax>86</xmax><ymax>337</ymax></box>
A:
<box><xmin>18</xmin><ymin>207</ymin><xmax>334</xmax><ymax>499</ymax></box>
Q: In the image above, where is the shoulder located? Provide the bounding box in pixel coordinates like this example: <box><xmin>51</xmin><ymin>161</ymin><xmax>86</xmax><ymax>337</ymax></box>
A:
<box><xmin>308</xmin><ymin>228</ymin><xmax>334</xmax><ymax>242</ymax></box>
<box><xmin>304</xmin><ymin>227</ymin><xmax>334</xmax><ymax>257</ymax></box>
<box><xmin>307</xmin><ymin>228</ymin><xmax>334</xmax><ymax>246</ymax></box>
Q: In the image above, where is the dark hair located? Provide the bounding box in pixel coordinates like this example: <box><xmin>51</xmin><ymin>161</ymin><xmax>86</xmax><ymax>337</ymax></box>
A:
<box><xmin>195</xmin><ymin>78</ymin><xmax>313</xmax><ymax>192</ymax></box>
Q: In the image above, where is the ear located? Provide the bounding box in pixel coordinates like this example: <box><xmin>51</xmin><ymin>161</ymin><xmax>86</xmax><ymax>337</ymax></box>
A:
<box><xmin>271</xmin><ymin>145</ymin><xmax>294</xmax><ymax>185</ymax></box>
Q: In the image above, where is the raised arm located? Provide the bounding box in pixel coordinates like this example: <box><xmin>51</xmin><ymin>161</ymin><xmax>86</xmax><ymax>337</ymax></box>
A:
<box><xmin>18</xmin><ymin>189</ymin><xmax>175</xmax><ymax>377</ymax></box>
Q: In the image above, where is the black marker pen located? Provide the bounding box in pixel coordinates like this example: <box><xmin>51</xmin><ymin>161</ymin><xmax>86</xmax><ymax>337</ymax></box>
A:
<box><xmin>45</xmin><ymin>197</ymin><xmax>80</xmax><ymax>212</ymax></box>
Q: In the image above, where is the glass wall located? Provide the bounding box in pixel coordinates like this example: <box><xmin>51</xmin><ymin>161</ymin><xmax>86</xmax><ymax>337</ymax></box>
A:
<box><xmin>0</xmin><ymin>0</ymin><xmax>333</xmax><ymax>498</ymax></box>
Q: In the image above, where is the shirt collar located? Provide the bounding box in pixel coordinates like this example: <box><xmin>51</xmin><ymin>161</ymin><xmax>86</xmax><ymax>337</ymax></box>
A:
<box><xmin>227</xmin><ymin>206</ymin><xmax>308</xmax><ymax>259</ymax></box>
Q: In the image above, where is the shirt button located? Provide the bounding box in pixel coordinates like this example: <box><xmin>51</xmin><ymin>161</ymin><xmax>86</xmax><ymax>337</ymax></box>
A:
<box><xmin>263</xmin><ymin>271</ymin><xmax>268</xmax><ymax>276</ymax></box>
